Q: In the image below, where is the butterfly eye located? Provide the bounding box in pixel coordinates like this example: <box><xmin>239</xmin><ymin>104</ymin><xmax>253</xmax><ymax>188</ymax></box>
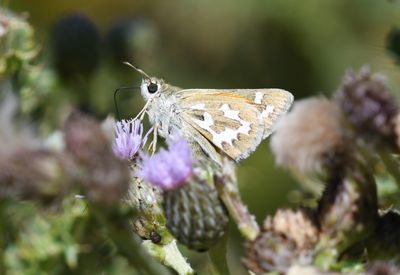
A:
<box><xmin>148</xmin><ymin>83</ymin><xmax>158</xmax><ymax>94</ymax></box>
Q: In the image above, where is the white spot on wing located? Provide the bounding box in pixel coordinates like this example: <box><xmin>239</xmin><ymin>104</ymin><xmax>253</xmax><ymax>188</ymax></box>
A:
<box><xmin>192</xmin><ymin>104</ymin><xmax>252</xmax><ymax>148</ymax></box>
<box><xmin>190</xmin><ymin>103</ymin><xmax>206</xmax><ymax>110</ymax></box>
<box><xmin>220</xmin><ymin>104</ymin><xmax>240</xmax><ymax>120</ymax></box>
<box><xmin>255</xmin><ymin>92</ymin><xmax>264</xmax><ymax>104</ymax></box>
<box><xmin>220</xmin><ymin>104</ymin><xmax>251</xmax><ymax>135</ymax></box>
<box><xmin>262</xmin><ymin>105</ymin><xmax>275</xmax><ymax>118</ymax></box>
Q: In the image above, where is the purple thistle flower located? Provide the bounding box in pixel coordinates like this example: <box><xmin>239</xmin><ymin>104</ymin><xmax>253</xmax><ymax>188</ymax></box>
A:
<box><xmin>140</xmin><ymin>137</ymin><xmax>193</xmax><ymax>190</ymax></box>
<box><xmin>112</xmin><ymin>119</ymin><xmax>146</xmax><ymax>160</ymax></box>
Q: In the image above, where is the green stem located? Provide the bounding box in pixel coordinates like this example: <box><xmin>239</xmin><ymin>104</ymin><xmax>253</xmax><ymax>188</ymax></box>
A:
<box><xmin>215</xmin><ymin>158</ymin><xmax>260</xmax><ymax>241</ymax></box>
<box><xmin>90</xmin><ymin>205</ymin><xmax>170</xmax><ymax>275</ymax></box>
<box><xmin>203</xmin><ymin>253</ymin><xmax>222</xmax><ymax>275</ymax></box>
<box><xmin>208</xmin><ymin>233</ymin><xmax>229</xmax><ymax>275</ymax></box>
<box><xmin>143</xmin><ymin>240</ymin><xmax>194</xmax><ymax>275</ymax></box>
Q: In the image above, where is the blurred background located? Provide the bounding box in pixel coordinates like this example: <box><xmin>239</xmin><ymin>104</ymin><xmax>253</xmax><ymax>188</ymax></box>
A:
<box><xmin>6</xmin><ymin>0</ymin><xmax>400</xmax><ymax>273</ymax></box>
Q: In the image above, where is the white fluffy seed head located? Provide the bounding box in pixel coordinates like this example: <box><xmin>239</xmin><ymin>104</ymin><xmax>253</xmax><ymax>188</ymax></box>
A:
<box><xmin>270</xmin><ymin>97</ymin><xmax>347</xmax><ymax>176</ymax></box>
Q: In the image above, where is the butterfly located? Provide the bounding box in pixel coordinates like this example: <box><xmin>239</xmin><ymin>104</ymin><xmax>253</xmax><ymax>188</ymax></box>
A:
<box><xmin>125</xmin><ymin>63</ymin><xmax>294</xmax><ymax>165</ymax></box>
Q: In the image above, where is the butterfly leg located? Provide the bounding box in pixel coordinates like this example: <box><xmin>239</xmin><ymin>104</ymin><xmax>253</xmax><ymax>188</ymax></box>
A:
<box><xmin>148</xmin><ymin>124</ymin><xmax>159</xmax><ymax>155</ymax></box>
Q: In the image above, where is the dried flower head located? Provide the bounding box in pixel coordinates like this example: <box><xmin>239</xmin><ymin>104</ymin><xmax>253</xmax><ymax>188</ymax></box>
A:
<box><xmin>263</xmin><ymin>208</ymin><xmax>319</xmax><ymax>249</ymax></box>
<box><xmin>243</xmin><ymin>208</ymin><xmax>318</xmax><ymax>274</ymax></box>
<box><xmin>335</xmin><ymin>66</ymin><xmax>399</xmax><ymax>148</ymax></box>
<box><xmin>64</xmin><ymin>110</ymin><xmax>130</xmax><ymax>205</ymax></box>
<box><xmin>140</xmin><ymin>137</ymin><xmax>193</xmax><ymax>191</ymax></box>
<box><xmin>112</xmin><ymin>119</ymin><xmax>147</xmax><ymax>160</ymax></box>
<box><xmin>270</xmin><ymin>97</ymin><xmax>348</xmax><ymax>176</ymax></box>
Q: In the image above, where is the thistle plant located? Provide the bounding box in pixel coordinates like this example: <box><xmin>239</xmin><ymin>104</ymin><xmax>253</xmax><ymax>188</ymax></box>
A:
<box><xmin>259</xmin><ymin>66</ymin><xmax>400</xmax><ymax>274</ymax></box>
<box><xmin>3</xmin><ymin>5</ymin><xmax>400</xmax><ymax>275</ymax></box>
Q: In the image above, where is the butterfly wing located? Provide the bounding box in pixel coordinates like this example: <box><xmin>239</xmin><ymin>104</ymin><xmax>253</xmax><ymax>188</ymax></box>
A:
<box><xmin>179</xmin><ymin>93</ymin><xmax>264</xmax><ymax>161</ymax></box>
<box><xmin>177</xmin><ymin>89</ymin><xmax>292</xmax><ymax>162</ymax></box>
<box><xmin>233</xmin><ymin>89</ymin><xmax>294</xmax><ymax>138</ymax></box>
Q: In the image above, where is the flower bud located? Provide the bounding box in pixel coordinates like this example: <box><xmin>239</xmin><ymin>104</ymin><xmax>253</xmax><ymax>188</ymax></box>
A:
<box><xmin>335</xmin><ymin>66</ymin><xmax>398</xmax><ymax>149</ymax></box>
<box><xmin>162</xmin><ymin>174</ymin><xmax>229</xmax><ymax>251</ymax></box>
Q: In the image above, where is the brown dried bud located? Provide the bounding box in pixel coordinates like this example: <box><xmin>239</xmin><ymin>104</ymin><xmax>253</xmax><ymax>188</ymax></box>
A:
<box><xmin>243</xmin><ymin>208</ymin><xmax>318</xmax><ymax>274</ymax></box>
<box><xmin>64</xmin><ymin>110</ymin><xmax>130</xmax><ymax>205</ymax></box>
<box><xmin>264</xmin><ymin>208</ymin><xmax>319</xmax><ymax>249</ymax></box>
<box><xmin>336</xmin><ymin>66</ymin><xmax>398</xmax><ymax>149</ymax></box>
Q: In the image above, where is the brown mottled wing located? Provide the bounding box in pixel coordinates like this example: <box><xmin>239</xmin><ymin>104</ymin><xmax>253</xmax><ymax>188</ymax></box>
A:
<box><xmin>178</xmin><ymin>91</ymin><xmax>265</xmax><ymax>161</ymax></box>
<box><xmin>233</xmin><ymin>88</ymin><xmax>294</xmax><ymax>138</ymax></box>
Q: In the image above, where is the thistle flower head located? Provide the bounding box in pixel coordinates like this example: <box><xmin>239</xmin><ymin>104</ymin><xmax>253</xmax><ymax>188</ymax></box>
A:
<box><xmin>163</xmin><ymin>174</ymin><xmax>229</xmax><ymax>251</ymax></box>
<box><xmin>140</xmin><ymin>137</ymin><xmax>193</xmax><ymax>191</ymax></box>
<box><xmin>336</xmin><ymin>66</ymin><xmax>399</xmax><ymax>148</ymax></box>
<box><xmin>112</xmin><ymin>119</ymin><xmax>146</xmax><ymax>160</ymax></box>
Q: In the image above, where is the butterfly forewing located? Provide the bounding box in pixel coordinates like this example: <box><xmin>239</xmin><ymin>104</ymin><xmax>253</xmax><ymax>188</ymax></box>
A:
<box><xmin>179</xmin><ymin>92</ymin><xmax>265</xmax><ymax>161</ymax></box>
<box><xmin>177</xmin><ymin>89</ymin><xmax>293</xmax><ymax>162</ymax></box>
<box><xmin>234</xmin><ymin>88</ymin><xmax>294</xmax><ymax>138</ymax></box>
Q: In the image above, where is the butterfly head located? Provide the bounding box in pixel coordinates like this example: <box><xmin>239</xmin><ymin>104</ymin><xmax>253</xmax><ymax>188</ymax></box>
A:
<box><xmin>140</xmin><ymin>77</ymin><xmax>165</xmax><ymax>101</ymax></box>
<box><xmin>123</xmin><ymin>62</ymin><xmax>165</xmax><ymax>101</ymax></box>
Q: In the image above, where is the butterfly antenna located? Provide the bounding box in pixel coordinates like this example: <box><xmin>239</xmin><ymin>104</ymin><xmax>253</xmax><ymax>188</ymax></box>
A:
<box><xmin>113</xmin><ymin>86</ymin><xmax>140</xmax><ymax>120</ymax></box>
<box><xmin>123</xmin><ymin>62</ymin><xmax>152</xmax><ymax>80</ymax></box>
